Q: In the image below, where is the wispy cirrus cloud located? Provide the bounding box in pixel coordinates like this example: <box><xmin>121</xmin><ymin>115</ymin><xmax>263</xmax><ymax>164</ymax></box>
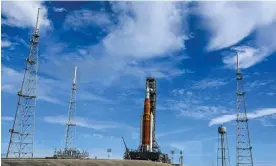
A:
<box><xmin>53</xmin><ymin>7</ymin><xmax>67</xmax><ymax>13</ymax></box>
<box><xmin>64</xmin><ymin>9</ymin><xmax>112</xmax><ymax>30</ymax></box>
<box><xmin>244</xmin><ymin>79</ymin><xmax>274</xmax><ymax>92</ymax></box>
<box><xmin>259</xmin><ymin>117</ymin><xmax>276</xmax><ymax>127</ymax></box>
<box><xmin>43</xmin><ymin>115</ymin><xmax>136</xmax><ymax>131</ymax></box>
<box><xmin>165</xmin><ymin>89</ymin><xmax>233</xmax><ymax>119</ymax></box>
<box><xmin>156</xmin><ymin>128</ymin><xmax>191</xmax><ymax>139</ymax></box>
<box><xmin>265</xmin><ymin>92</ymin><xmax>276</xmax><ymax>96</ymax></box>
<box><xmin>1</xmin><ymin>116</ymin><xmax>14</xmax><ymax>121</ymax></box>
<box><xmin>168</xmin><ymin>136</ymin><xmax>219</xmax><ymax>158</ymax></box>
<box><xmin>1</xmin><ymin>66</ymin><xmax>64</xmax><ymax>105</ymax></box>
<box><xmin>1</xmin><ymin>40</ymin><xmax>13</xmax><ymax>48</ymax></box>
<box><xmin>209</xmin><ymin>108</ymin><xmax>276</xmax><ymax>126</ymax></box>
<box><xmin>79</xmin><ymin>91</ymin><xmax>113</xmax><ymax>103</ymax></box>
<box><xmin>192</xmin><ymin>78</ymin><xmax>228</xmax><ymax>90</ymax></box>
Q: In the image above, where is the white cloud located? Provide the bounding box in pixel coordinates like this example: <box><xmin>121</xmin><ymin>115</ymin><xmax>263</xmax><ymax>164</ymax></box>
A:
<box><xmin>92</xmin><ymin>134</ymin><xmax>104</xmax><ymax>139</ymax></box>
<box><xmin>266</xmin><ymin>92</ymin><xmax>276</xmax><ymax>96</ymax></box>
<box><xmin>259</xmin><ymin>117</ymin><xmax>275</xmax><ymax>127</ymax></box>
<box><xmin>43</xmin><ymin>115</ymin><xmax>128</xmax><ymax>131</ymax></box>
<box><xmin>1</xmin><ymin>66</ymin><xmax>64</xmax><ymax>104</ymax></box>
<box><xmin>198</xmin><ymin>2</ymin><xmax>276</xmax><ymax>69</ymax></box>
<box><xmin>164</xmin><ymin>95</ymin><xmax>232</xmax><ymax>119</ymax></box>
<box><xmin>244</xmin><ymin>79</ymin><xmax>274</xmax><ymax>92</ymax></box>
<box><xmin>1</xmin><ymin>116</ymin><xmax>14</xmax><ymax>121</ymax></box>
<box><xmin>166</xmin><ymin>88</ymin><xmax>235</xmax><ymax>120</ymax></box>
<box><xmin>39</xmin><ymin>45</ymin><xmax>188</xmax><ymax>89</ymax></box>
<box><xmin>79</xmin><ymin>92</ymin><xmax>113</xmax><ymax>103</ymax></box>
<box><xmin>1</xmin><ymin>40</ymin><xmax>12</xmax><ymax>48</ymax></box>
<box><xmin>35</xmin><ymin>2</ymin><xmax>190</xmax><ymax>89</ymax></box>
<box><xmin>82</xmin><ymin>133</ymin><xmax>104</xmax><ymax>139</ymax></box>
<box><xmin>53</xmin><ymin>7</ymin><xmax>66</xmax><ymax>12</ymax></box>
<box><xmin>156</xmin><ymin>128</ymin><xmax>191</xmax><ymax>139</ymax></box>
<box><xmin>103</xmin><ymin>2</ymin><xmax>188</xmax><ymax>58</ymax></box>
<box><xmin>192</xmin><ymin>78</ymin><xmax>227</xmax><ymax>89</ymax></box>
<box><xmin>198</xmin><ymin>2</ymin><xmax>276</xmax><ymax>51</ymax></box>
<box><xmin>2</xmin><ymin>1</ymin><xmax>51</xmax><ymax>29</ymax></box>
<box><xmin>223</xmin><ymin>46</ymin><xmax>269</xmax><ymax>69</ymax></box>
<box><xmin>63</xmin><ymin>2</ymin><xmax>189</xmax><ymax>58</ymax></box>
<box><xmin>169</xmin><ymin>139</ymin><xmax>213</xmax><ymax>158</ymax></box>
<box><xmin>64</xmin><ymin>9</ymin><xmax>112</xmax><ymax>30</ymax></box>
<box><xmin>209</xmin><ymin>108</ymin><xmax>276</xmax><ymax>126</ymax></box>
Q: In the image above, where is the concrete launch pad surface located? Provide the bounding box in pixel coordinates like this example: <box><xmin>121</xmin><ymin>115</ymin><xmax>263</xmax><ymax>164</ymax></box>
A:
<box><xmin>2</xmin><ymin>159</ymin><xmax>172</xmax><ymax>166</ymax></box>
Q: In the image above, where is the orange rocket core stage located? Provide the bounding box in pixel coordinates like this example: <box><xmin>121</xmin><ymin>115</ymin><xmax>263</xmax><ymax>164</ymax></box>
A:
<box><xmin>142</xmin><ymin>97</ymin><xmax>151</xmax><ymax>146</ymax></box>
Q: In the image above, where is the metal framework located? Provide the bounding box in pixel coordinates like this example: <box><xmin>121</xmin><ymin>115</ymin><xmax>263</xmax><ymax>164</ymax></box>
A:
<box><xmin>6</xmin><ymin>8</ymin><xmax>41</xmax><ymax>159</ymax></box>
<box><xmin>64</xmin><ymin>66</ymin><xmax>78</xmax><ymax>150</ymax></box>
<box><xmin>217</xmin><ymin>126</ymin><xmax>231</xmax><ymax>166</ymax></box>
<box><xmin>236</xmin><ymin>54</ymin><xmax>254</xmax><ymax>166</ymax></box>
<box><xmin>50</xmin><ymin>66</ymin><xmax>89</xmax><ymax>159</ymax></box>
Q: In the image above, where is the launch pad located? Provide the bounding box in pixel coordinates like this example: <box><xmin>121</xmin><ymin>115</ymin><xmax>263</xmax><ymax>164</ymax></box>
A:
<box><xmin>124</xmin><ymin>150</ymin><xmax>170</xmax><ymax>163</ymax></box>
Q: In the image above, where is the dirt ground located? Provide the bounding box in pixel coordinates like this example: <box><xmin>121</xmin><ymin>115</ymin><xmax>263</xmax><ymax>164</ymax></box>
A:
<box><xmin>1</xmin><ymin>159</ymin><xmax>173</xmax><ymax>166</ymax></box>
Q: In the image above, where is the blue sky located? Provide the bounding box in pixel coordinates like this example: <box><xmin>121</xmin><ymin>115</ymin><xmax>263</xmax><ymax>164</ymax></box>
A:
<box><xmin>1</xmin><ymin>1</ymin><xmax>276</xmax><ymax>166</ymax></box>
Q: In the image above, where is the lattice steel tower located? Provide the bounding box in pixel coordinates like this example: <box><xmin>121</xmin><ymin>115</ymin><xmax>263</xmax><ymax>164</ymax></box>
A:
<box><xmin>64</xmin><ymin>66</ymin><xmax>78</xmax><ymax>150</ymax></box>
<box><xmin>217</xmin><ymin>126</ymin><xmax>231</xmax><ymax>166</ymax></box>
<box><xmin>6</xmin><ymin>8</ymin><xmax>41</xmax><ymax>159</ymax></box>
<box><xmin>236</xmin><ymin>54</ymin><xmax>254</xmax><ymax>166</ymax></box>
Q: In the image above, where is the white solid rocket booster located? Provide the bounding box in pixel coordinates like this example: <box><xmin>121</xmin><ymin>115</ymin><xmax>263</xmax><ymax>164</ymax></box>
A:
<box><xmin>150</xmin><ymin>112</ymin><xmax>153</xmax><ymax>152</ymax></box>
<box><xmin>140</xmin><ymin>115</ymin><xmax>143</xmax><ymax>147</ymax></box>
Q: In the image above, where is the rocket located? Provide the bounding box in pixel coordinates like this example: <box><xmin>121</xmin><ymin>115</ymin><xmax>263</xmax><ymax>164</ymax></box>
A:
<box><xmin>141</xmin><ymin>82</ymin><xmax>154</xmax><ymax>152</ymax></box>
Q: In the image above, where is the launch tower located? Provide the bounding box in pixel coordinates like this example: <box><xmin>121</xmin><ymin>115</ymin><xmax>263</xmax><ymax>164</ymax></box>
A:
<box><xmin>124</xmin><ymin>77</ymin><xmax>169</xmax><ymax>163</ymax></box>
<box><xmin>236</xmin><ymin>54</ymin><xmax>254</xmax><ymax>166</ymax></box>
<box><xmin>64</xmin><ymin>66</ymin><xmax>77</xmax><ymax>150</ymax></box>
<box><xmin>6</xmin><ymin>8</ymin><xmax>41</xmax><ymax>159</ymax></box>
<box><xmin>217</xmin><ymin>126</ymin><xmax>231</xmax><ymax>166</ymax></box>
<box><xmin>51</xmin><ymin>66</ymin><xmax>89</xmax><ymax>159</ymax></box>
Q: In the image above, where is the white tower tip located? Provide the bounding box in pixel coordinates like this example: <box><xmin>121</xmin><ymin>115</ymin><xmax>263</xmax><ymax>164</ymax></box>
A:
<box><xmin>73</xmin><ymin>66</ymin><xmax>77</xmax><ymax>84</ymax></box>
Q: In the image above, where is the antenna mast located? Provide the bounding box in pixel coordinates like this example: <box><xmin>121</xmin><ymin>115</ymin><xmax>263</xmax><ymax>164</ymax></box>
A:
<box><xmin>65</xmin><ymin>66</ymin><xmax>78</xmax><ymax>150</ymax></box>
<box><xmin>6</xmin><ymin>8</ymin><xmax>41</xmax><ymax>158</ymax></box>
<box><xmin>236</xmin><ymin>53</ymin><xmax>254</xmax><ymax>166</ymax></box>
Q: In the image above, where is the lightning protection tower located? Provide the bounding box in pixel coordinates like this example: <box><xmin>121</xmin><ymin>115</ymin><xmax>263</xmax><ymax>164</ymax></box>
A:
<box><xmin>64</xmin><ymin>66</ymin><xmax>78</xmax><ymax>150</ymax></box>
<box><xmin>6</xmin><ymin>8</ymin><xmax>41</xmax><ymax>159</ymax></box>
<box><xmin>236</xmin><ymin>54</ymin><xmax>254</xmax><ymax>166</ymax></box>
<box><xmin>217</xmin><ymin>126</ymin><xmax>231</xmax><ymax>166</ymax></box>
